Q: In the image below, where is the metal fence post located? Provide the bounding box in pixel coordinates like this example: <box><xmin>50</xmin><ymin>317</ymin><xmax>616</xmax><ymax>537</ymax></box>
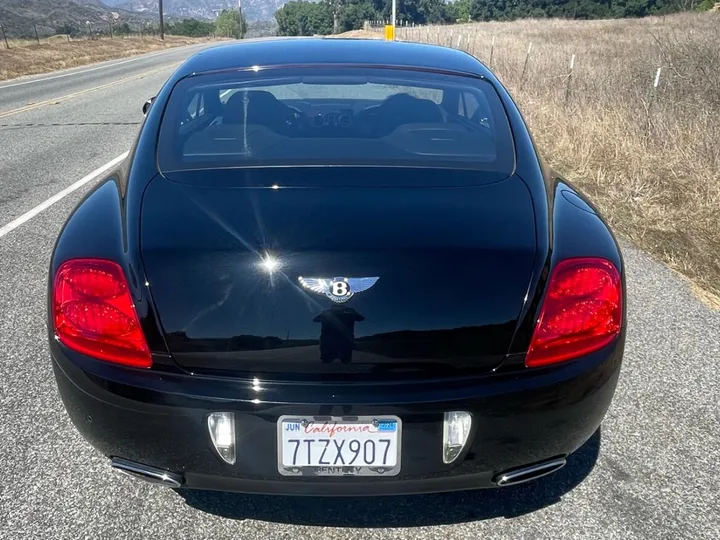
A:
<box><xmin>644</xmin><ymin>67</ymin><xmax>662</xmax><ymax>139</ymax></box>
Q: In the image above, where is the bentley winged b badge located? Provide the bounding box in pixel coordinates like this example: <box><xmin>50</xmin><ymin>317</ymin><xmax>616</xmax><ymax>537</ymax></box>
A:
<box><xmin>298</xmin><ymin>276</ymin><xmax>379</xmax><ymax>304</ymax></box>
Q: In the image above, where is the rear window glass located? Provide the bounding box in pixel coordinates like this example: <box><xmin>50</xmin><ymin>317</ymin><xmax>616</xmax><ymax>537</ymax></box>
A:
<box><xmin>157</xmin><ymin>67</ymin><xmax>515</xmax><ymax>173</ymax></box>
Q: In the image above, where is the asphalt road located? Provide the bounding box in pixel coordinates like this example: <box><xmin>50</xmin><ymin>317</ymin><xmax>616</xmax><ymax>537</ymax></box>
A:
<box><xmin>0</xmin><ymin>44</ymin><xmax>719</xmax><ymax>540</ymax></box>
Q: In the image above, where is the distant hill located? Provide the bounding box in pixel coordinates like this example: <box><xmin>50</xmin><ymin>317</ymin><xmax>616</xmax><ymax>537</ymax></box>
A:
<box><xmin>113</xmin><ymin>0</ymin><xmax>290</xmax><ymax>22</ymax></box>
<box><xmin>74</xmin><ymin>0</ymin><xmax>115</xmax><ymax>7</ymax></box>
<box><xmin>0</xmin><ymin>0</ymin><xmax>154</xmax><ymax>37</ymax></box>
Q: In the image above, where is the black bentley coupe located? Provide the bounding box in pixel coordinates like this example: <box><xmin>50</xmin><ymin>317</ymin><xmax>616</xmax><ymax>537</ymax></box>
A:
<box><xmin>48</xmin><ymin>37</ymin><xmax>625</xmax><ymax>495</ymax></box>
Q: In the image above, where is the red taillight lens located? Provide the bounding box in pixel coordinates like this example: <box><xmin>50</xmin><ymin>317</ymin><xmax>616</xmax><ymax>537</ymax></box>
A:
<box><xmin>526</xmin><ymin>257</ymin><xmax>622</xmax><ymax>368</ymax></box>
<box><xmin>52</xmin><ymin>259</ymin><xmax>152</xmax><ymax>368</ymax></box>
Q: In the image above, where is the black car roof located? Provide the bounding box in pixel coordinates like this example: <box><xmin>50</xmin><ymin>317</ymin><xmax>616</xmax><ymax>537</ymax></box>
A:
<box><xmin>178</xmin><ymin>37</ymin><xmax>491</xmax><ymax>78</ymax></box>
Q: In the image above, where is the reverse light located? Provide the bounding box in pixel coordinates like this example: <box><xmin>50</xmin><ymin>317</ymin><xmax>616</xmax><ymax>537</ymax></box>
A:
<box><xmin>208</xmin><ymin>412</ymin><xmax>236</xmax><ymax>464</ymax></box>
<box><xmin>526</xmin><ymin>257</ymin><xmax>622</xmax><ymax>368</ymax></box>
<box><xmin>442</xmin><ymin>411</ymin><xmax>472</xmax><ymax>464</ymax></box>
<box><xmin>52</xmin><ymin>259</ymin><xmax>151</xmax><ymax>368</ymax></box>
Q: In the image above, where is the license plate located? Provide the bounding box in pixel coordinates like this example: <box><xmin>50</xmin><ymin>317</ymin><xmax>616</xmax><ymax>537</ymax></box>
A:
<box><xmin>277</xmin><ymin>415</ymin><xmax>402</xmax><ymax>477</ymax></box>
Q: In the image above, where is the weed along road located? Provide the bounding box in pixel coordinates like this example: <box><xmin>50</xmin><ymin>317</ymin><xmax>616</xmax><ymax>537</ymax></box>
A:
<box><xmin>0</xmin><ymin>41</ymin><xmax>719</xmax><ymax>540</ymax></box>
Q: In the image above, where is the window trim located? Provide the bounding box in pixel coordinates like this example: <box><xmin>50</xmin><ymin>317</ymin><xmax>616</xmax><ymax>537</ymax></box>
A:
<box><xmin>155</xmin><ymin>64</ymin><xmax>517</xmax><ymax>175</ymax></box>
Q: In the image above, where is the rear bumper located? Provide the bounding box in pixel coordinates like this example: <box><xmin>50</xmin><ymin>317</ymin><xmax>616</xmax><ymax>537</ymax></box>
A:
<box><xmin>50</xmin><ymin>337</ymin><xmax>623</xmax><ymax>496</ymax></box>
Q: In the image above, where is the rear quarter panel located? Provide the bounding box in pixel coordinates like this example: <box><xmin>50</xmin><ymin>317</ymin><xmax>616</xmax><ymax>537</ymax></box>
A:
<box><xmin>485</xmin><ymin>63</ymin><xmax>625</xmax><ymax>364</ymax></box>
<box><xmin>48</xmin><ymin>64</ymin><xmax>180</xmax><ymax>362</ymax></box>
<box><xmin>47</xmin><ymin>174</ymin><xmax>172</xmax><ymax>363</ymax></box>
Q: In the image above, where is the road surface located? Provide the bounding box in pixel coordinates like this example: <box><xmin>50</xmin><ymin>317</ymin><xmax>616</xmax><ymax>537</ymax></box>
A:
<box><xmin>0</xmin><ymin>43</ymin><xmax>718</xmax><ymax>540</ymax></box>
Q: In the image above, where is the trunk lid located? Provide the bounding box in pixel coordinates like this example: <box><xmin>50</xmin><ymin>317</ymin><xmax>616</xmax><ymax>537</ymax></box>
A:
<box><xmin>140</xmin><ymin>168</ymin><xmax>538</xmax><ymax>382</ymax></box>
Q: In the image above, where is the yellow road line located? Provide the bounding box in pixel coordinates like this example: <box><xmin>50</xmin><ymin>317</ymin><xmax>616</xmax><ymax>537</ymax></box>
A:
<box><xmin>0</xmin><ymin>64</ymin><xmax>178</xmax><ymax>119</ymax></box>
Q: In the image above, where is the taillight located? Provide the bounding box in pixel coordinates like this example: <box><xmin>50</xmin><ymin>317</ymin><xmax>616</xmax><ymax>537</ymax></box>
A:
<box><xmin>52</xmin><ymin>259</ymin><xmax>152</xmax><ymax>368</ymax></box>
<box><xmin>526</xmin><ymin>257</ymin><xmax>622</xmax><ymax>368</ymax></box>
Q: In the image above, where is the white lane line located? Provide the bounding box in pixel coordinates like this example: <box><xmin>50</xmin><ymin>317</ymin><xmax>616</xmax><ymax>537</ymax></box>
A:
<box><xmin>0</xmin><ymin>152</ymin><xmax>129</xmax><ymax>239</ymax></box>
<box><xmin>0</xmin><ymin>43</ymin><xmax>205</xmax><ymax>90</ymax></box>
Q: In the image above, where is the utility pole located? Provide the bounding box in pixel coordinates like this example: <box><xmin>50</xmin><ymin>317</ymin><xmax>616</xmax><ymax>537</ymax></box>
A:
<box><xmin>238</xmin><ymin>0</ymin><xmax>245</xmax><ymax>38</ymax></box>
<box><xmin>391</xmin><ymin>0</ymin><xmax>396</xmax><ymax>38</ymax></box>
<box><xmin>33</xmin><ymin>24</ymin><xmax>40</xmax><ymax>45</ymax></box>
<box><xmin>158</xmin><ymin>0</ymin><xmax>164</xmax><ymax>40</ymax></box>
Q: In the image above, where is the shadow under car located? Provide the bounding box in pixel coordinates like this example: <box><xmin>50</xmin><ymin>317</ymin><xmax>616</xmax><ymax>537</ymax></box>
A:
<box><xmin>175</xmin><ymin>427</ymin><xmax>601</xmax><ymax>527</ymax></box>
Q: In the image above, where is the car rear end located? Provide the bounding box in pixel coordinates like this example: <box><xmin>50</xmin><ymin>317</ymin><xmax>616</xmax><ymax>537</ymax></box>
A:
<box><xmin>49</xmin><ymin>58</ymin><xmax>624</xmax><ymax>495</ymax></box>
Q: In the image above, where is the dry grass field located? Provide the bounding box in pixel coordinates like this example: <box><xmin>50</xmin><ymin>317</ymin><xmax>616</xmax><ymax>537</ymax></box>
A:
<box><xmin>396</xmin><ymin>13</ymin><xmax>720</xmax><ymax>306</ymax></box>
<box><xmin>0</xmin><ymin>36</ymin><xmax>217</xmax><ymax>81</ymax></box>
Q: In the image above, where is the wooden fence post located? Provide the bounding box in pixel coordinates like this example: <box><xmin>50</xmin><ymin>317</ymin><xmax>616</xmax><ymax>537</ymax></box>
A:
<box><xmin>0</xmin><ymin>24</ymin><xmax>9</xmax><ymax>49</ymax></box>
<box><xmin>489</xmin><ymin>35</ymin><xmax>495</xmax><ymax>67</ymax></box>
<box><xmin>564</xmin><ymin>53</ymin><xmax>575</xmax><ymax>106</ymax></box>
<box><xmin>519</xmin><ymin>42</ymin><xmax>532</xmax><ymax>89</ymax></box>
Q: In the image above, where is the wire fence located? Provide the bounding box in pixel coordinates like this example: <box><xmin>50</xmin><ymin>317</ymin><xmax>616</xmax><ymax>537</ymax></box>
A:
<box><xmin>365</xmin><ymin>20</ymin><xmax>438</xmax><ymax>30</ymax></box>
<box><xmin>0</xmin><ymin>20</ymin><xmax>169</xmax><ymax>49</ymax></box>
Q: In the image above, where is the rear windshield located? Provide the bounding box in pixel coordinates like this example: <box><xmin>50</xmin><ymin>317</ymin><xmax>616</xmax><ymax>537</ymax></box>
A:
<box><xmin>157</xmin><ymin>66</ymin><xmax>515</xmax><ymax>174</ymax></box>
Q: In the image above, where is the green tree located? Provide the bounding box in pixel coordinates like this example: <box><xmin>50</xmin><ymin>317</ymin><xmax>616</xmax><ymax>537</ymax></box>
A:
<box><xmin>276</xmin><ymin>0</ymin><xmax>692</xmax><ymax>34</ymax></box>
<box><xmin>340</xmin><ymin>0</ymin><xmax>377</xmax><ymax>30</ymax></box>
<box><xmin>373</xmin><ymin>0</ymin><xmax>455</xmax><ymax>25</ymax></box>
<box><xmin>327</xmin><ymin>0</ymin><xmax>343</xmax><ymax>32</ymax></box>
<box><xmin>168</xmin><ymin>18</ymin><xmax>215</xmax><ymax>37</ymax></box>
<box><xmin>216</xmin><ymin>9</ymin><xmax>248</xmax><ymax>39</ymax></box>
<box><xmin>54</xmin><ymin>23</ymin><xmax>79</xmax><ymax>36</ymax></box>
<box><xmin>116</xmin><ymin>22</ymin><xmax>131</xmax><ymax>36</ymax></box>
<box><xmin>447</xmin><ymin>0</ymin><xmax>474</xmax><ymax>22</ymax></box>
<box><xmin>276</xmin><ymin>1</ymin><xmax>334</xmax><ymax>36</ymax></box>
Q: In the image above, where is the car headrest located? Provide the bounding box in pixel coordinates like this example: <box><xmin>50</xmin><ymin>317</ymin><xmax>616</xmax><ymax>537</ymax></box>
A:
<box><xmin>224</xmin><ymin>92</ymin><xmax>247</xmax><ymax>124</ymax></box>
<box><xmin>224</xmin><ymin>90</ymin><xmax>288</xmax><ymax>125</ymax></box>
<box><xmin>380</xmin><ymin>93</ymin><xmax>444</xmax><ymax>129</ymax></box>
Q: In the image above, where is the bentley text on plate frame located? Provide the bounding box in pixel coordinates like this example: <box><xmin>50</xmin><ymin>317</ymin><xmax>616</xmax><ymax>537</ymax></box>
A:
<box><xmin>47</xmin><ymin>37</ymin><xmax>625</xmax><ymax>496</ymax></box>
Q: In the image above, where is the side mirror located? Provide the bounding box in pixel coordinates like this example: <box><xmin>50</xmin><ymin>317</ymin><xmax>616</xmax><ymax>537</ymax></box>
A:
<box><xmin>142</xmin><ymin>96</ymin><xmax>156</xmax><ymax>116</ymax></box>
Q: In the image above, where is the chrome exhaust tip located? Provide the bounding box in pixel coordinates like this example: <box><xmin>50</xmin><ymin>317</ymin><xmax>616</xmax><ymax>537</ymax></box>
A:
<box><xmin>110</xmin><ymin>457</ymin><xmax>184</xmax><ymax>488</ymax></box>
<box><xmin>494</xmin><ymin>457</ymin><xmax>567</xmax><ymax>487</ymax></box>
